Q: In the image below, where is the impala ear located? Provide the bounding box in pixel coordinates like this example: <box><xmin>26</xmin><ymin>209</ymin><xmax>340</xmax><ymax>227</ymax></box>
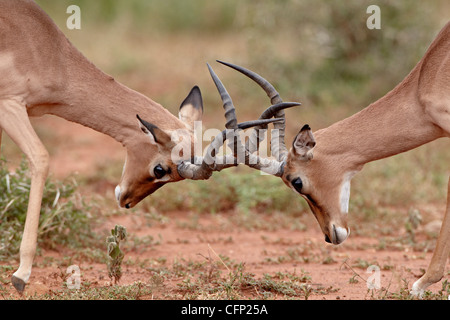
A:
<box><xmin>292</xmin><ymin>124</ymin><xmax>316</xmax><ymax>161</ymax></box>
<box><xmin>179</xmin><ymin>86</ymin><xmax>203</xmax><ymax>130</ymax></box>
<box><xmin>137</xmin><ymin>114</ymin><xmax>172</xmax><ymax>146</ymax></box>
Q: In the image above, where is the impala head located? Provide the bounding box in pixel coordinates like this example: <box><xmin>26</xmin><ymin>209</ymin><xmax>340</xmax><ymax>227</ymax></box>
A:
<box><xmin>282</xmin><ymin>125</ymin><xmax>352</xmax><ymax>245</ymax></box>
<box><xmin>115</xmin><ymin>69</ymin><xmax>284</xmax><ymax>209</ymax></box>
<box><xmin>115</xmin><ymin>86</ymin><xmax>203</xmax><ymax>209</ymax></box>
<box><xmin>217</xmin><ymin>61</ymin><xmax>351</xmax><ymax>245</ymax></box>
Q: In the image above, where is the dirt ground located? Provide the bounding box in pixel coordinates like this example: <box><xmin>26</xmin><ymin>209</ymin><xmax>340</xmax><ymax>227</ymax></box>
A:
<box><xmin>2</xmin><ymin>116</ymin><xmax>449</xmax><ymax>300</ymax></box>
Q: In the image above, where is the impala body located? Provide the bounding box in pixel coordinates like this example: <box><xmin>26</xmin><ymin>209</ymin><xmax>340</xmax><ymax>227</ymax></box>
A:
<box><xmin>0</xmin><ymin>0</ymin><xmax>285</xmax><ymax>293</ymax></box>
<box><xmin>216</xmin><ymin>22</ymin><xmax>449</xmax><ymax>297</ymax></box>
<box><xmin>280</xmin><ymin>21</ymin><xmax>450</xmax><ymax>295</ymax></box>
<box><xmin>0</xmin><ymin>0</ymin><xmax>249</xmax><ymax>292</ymax></box>
<box><xmin>0</xmin><ymin>0</ymin><xmax>206</xmax><ymax>209</ymax></box>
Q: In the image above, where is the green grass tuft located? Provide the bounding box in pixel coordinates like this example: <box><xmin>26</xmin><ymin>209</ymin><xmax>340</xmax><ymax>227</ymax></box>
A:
<box><xmin>0</xmin><ymin>157</ymin><xmax>97</xmax><ymax>260</ymax></box>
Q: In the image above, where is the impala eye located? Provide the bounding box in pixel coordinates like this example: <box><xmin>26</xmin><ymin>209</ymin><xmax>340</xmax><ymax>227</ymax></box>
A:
<box><xmin>154</xmin><ymin>164</ymin><xmax>166</xmax><ymax>179</ymax></box>
<box><xmin>291</xmin><ymin>177</ymin><xmax>303</xmax><ymax>193</ymax></box>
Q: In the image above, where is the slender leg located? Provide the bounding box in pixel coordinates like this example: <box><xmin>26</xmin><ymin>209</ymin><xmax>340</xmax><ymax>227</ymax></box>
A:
<box><xmin>0</xmin><ymin>98</ymin><xmax>49</xmax><ymax>293</ymax></box>
<box><xmin>411</xmin><ymin>176</ymin><xmax>450</xmax><ymax>297</ymax></box>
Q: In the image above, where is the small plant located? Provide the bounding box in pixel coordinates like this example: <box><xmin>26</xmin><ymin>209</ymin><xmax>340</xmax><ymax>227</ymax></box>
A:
<box><xmin>106</xmin><ymin>225</ymin><xmax>127</xmax><ymax>284</ymax></box>
<box><xmin>405</xmin><ymin>208</ymin><xmax>422</xmax><ymax>244</ymax></box>
<box><xmin>349</xmin><ymin>274</ymin><xmax>359</xmax><ymax>284</ymax></box>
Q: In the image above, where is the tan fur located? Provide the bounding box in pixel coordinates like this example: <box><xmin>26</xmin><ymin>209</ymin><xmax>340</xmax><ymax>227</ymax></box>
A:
<box><xmin>0</xmin><ymin>0</ymin><xmax>201</xmax><ymax>291</ymax></box>
<box><xmin>283</xmin><ymin>21</ymin><xmax>450</xmax><ymax>296</ymax></box>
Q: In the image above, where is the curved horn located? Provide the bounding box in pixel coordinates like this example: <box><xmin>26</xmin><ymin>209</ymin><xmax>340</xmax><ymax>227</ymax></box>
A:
<box><xmin>177</xmin><ymin>118</ymin><xmax>283</xmax><ymax>180</ymax></box>
<box><xmin>178</xmin><ymin>119</ymin><xmax>283</xmax><ymax>180</ymax></box>
<box><xmin>216</xmin><ymin>60</ymin><xmax>282</xmax><ymax>104</ymax></box>
<box><xmin>216</xmin><ymin>60</ymin><xmax>298</xmax><ymax>162</ymax></box>
<box><xmin>208</xmin><ymin>63</ymin><xmax>286</xmax><ymax>175</ymax></box>
<box><xmin>177</xmin><ymin>63</ymin><xmax>286</xmax><ymax>179</ymax></box>
<box><xmin>244</xmin><ymin>102</ymin><xmax>299</xmax><ymax>156</ymax></box>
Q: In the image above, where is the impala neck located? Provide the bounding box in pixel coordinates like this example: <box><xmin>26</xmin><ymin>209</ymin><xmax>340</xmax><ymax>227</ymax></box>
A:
<box><xmin>30</xmin><ymin>53</ymin><xmax>184</xmax><ymax>148</ymax></box>
<box><xmin>11</xmin><ymin>0</ymin><xmax>186</xmax><ymax>148</ymax></box>
<box><xmin>314</xmin><ymin>68</ymin><xmax>443</xmax><ymax>172</ymax></box>
<box><xmin>65</xmin><ymin>75</ymin><xmax>183</xmax><ymax>148</ymax></box>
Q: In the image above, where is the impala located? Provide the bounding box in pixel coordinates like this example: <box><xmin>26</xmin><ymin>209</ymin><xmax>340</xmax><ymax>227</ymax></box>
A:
<box><xmin>215</xmin><ymin>21</ymin><xmax>450</xmax><ymax>296</ymax></box>
<box><xmin>0</xmin><ymin>0</ymin><xmax>288</xmax><ymax>293</ymax></box>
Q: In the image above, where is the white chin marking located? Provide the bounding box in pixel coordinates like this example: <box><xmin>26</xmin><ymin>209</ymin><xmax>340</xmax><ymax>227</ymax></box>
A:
<box><xmin>339</xmin><ymin>171</ymin><xmax>357</xmax><ymax>214</ymax></box>
<box><xmin>335</xmin><ymin>226</ymin><xmax>349</xmax><ymax>243</ymax></box>
<box><xmin>339</xmin><ymin>180</ymin><xmax>351</xmax><ymax>214</ymax></box>
<box><xmin>115</xmin><ymin>185</ymin><xmax>121</xmax><ymax>203</ymax></box>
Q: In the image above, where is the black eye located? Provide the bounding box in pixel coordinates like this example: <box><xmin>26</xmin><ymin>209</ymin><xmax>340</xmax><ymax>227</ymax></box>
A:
<box><xmin>154</xmin><ymin>164</ymin><xmax>166</xmax><ymax>179</ymax></box>
<box><xmin>291</xmin><ymin>177</ymin><xmax>303</xmax><ymax>193</ymax></box>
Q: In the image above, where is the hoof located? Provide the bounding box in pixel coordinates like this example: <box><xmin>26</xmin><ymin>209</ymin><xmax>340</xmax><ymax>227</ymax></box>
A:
<box><xmin>410</xmin><ymin>281</ymin><xmax>425</xmax><ymax>298</ymax></box>
<box><xmin>410</xmin><ymin>288</ymin><xmax>424</xmax><ymax>298</ymax></box>
<box><xmin>11</xmin><ymin>275</ymin><xmax>26</xmax><ymax>294</ymax></box>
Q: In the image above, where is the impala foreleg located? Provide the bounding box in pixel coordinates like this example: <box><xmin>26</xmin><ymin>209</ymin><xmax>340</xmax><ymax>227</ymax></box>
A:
<box><xmin>411</xmin><ymin>176</ymin><xmax>450</xmax><ymax>297</ymax></box>
<box><xmin>0</xmin><ymin>99</ymin><xmax>49</xmax><ymax>293</ymax></box>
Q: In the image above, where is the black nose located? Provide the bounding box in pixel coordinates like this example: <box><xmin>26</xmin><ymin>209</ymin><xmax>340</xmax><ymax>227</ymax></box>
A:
<box><xmin>125</xmin><ymin>203</ymin><xmax>131</xmax><ymax>209</ymax></box>
<box><xmin>324</xmin><ymin>234</ymin><xmax>332</xmax><ymax>243</ymax></box>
